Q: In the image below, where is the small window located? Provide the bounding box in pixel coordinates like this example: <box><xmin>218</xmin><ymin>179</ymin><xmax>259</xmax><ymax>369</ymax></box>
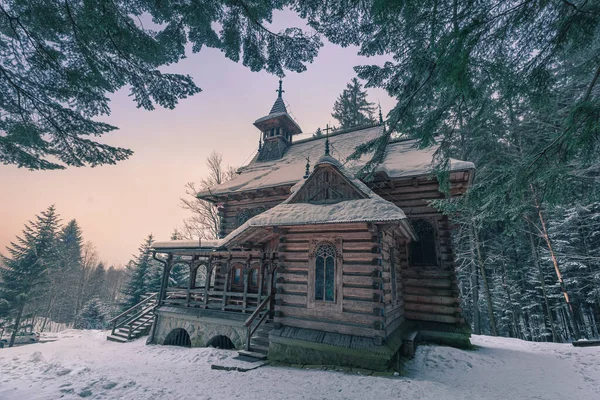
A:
<box><xmin>249</xmin><ymin>267</ymin><xmax>259</xmax><ymax>292</ymax></box>
<box><xmin>230</xmin><ymin>265</ymin><xmax>243</xmax><ymax>291</ymax></box>
<box><xmin>237</xmin><ymin>209</ymin><xmax>250</xmax><ymax>227</ymax></box>
<box><xmin>410</xmin><ymin>219</ymin><xmax>437</xmax><ymax>266</ymax></box>
<box><xmin>270</xmin><ymin>128</ymin><xmax>274</xmax><ymax>137</ymax></box>
<box><xmin>315</xmin><ymin>243</ymin><xmax>336</xmax><ymax>302</ymax></box>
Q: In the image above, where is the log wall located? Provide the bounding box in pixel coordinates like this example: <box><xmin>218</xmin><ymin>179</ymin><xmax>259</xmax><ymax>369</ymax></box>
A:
<box><xmin>371</xmin><ymin>173</ymin><xmax>468</xmax><ymax>326</ymax></box>
<box><xmin>275</xmin><ymin>223</ymin><xmax>387</xmax><ymax>340</ymax></box>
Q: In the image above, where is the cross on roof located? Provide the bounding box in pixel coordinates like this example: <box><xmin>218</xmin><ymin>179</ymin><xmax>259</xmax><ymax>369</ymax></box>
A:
<box><xmin>324</xmin><ymin>124</ymin><xmax>332</xmax><ymax>135</ymax></box>
<box><xmin>276</xmin><ymin>79</ymin><xmax>285</xmax><ymax>98</ymax></box>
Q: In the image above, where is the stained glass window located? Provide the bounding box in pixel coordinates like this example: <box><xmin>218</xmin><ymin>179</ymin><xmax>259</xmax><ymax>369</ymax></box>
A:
<box><xmin>315</xmin><ymin>243</ymin><xmax>336</xmax><ymax>302</ymax></box>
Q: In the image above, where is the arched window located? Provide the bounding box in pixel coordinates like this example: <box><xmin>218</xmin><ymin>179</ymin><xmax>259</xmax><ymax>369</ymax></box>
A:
<box><xmin>315</xmin><ymin>243</ymin><xmax>336</xmax><ymax>302</ymax></box>
<box><xmin>410</xmin><ymin>219</ymin><xmax>437</xmax><ymax>266</ymax></box>
<box><xmin>237</xmin><ymin>209</ymin><xmax>250</xmax><ymax>227</ymax></box>
<box><xmin>248</xmin><ymin>266</ymin><xmax>259</xmax><ymax>293</ymax></box>
<box><xmin>230</xmin><ymin>264</ymin><xmax>244</xmax><ymax>292</ymax></box>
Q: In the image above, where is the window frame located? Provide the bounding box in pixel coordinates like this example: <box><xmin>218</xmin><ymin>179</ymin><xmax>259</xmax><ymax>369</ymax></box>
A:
<box><xmin>307</xmin><ymin>238</ymin><xmax>343</xmax><ymax>311</ymax></box>
<box><xmin>409</xmin><ymin>219</ymin><xmax>439</xmax><ymax>267</ymax></box>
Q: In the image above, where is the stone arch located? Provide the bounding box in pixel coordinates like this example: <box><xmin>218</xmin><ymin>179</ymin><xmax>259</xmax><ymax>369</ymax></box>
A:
<box><xmin>164</xmin><ymin>328</ymin><xmax>191</xmax><ymax>348</ymax></box>
<box><xmin>206</xmin><ymin>335</ymin><xmax>236</xmax><ymax>350</ymax></box>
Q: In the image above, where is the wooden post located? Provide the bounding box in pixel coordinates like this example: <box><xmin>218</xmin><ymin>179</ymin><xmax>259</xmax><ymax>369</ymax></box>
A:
<box><xmin>187</xmin><ymin>259</ymin><xmax>199</xmax><ymax>307</ymax></box>
<box><xmin>222</xmin><ymin>257</ymin><xmax>231</xmax><ymax>311</ymax></box>
<box><xmin>203</xmin><ymin>260</ymin><xmax>213</xmax><ymax>308</ymax></box>
<box><xmin>154</xmin><ymin>253</ymin><xmax>172</xmax><ymax>304</ymax></box>
<box><xmin>257</xmin><ymin>256</ymin><xmax>264</xmax><ymax>304</ymax></box>
<box><xmin>242</xmin><ymin>257</ymin><xmax>251</xmax><ymax>314</ymax></box>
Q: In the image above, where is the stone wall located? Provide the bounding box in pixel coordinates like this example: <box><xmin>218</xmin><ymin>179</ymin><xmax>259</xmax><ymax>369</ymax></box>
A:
<box><xmin>153</xmin><ymin>310</ymin><xmax>248</xmax><ymax>349</ymax></box>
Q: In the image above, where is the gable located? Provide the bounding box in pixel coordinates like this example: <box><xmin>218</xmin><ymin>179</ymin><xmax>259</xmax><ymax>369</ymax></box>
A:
<box><xmin>288</xmin><ymin>164</ymin><xmax>368</xmax><ymax>204</ymax></box>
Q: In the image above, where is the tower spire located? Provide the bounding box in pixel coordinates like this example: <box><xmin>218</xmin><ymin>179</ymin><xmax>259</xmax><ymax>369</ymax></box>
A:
<box><xmin>276</xmin><ymin>79</ymin><xmax>285</xmax><ymax>98</ymax></box>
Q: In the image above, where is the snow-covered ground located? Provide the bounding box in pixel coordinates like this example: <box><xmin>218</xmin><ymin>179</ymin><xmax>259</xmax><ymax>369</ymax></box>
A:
<box><xmin>0</xmin><ymin>330</ymin><xmax>598</xmax><ymax>400</ymax></box>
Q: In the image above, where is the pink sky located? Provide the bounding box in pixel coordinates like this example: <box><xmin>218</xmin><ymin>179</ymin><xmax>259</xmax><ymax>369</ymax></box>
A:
<box><xmin>0</xmin><ymin>12</ymin><xmax>395</xmax><ymax>266</ymax></box>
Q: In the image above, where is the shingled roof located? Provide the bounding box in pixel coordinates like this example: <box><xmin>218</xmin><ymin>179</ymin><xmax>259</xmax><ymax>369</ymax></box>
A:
<box><xmin>197</xmin><ymin>125</ymin><xmax>475</xmax><ymax>200</ymax></box>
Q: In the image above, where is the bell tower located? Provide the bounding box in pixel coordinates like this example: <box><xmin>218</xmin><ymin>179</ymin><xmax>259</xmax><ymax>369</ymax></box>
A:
<box><xmin>254</xmin><ymin>80</ymin><xmax>302</xmax><ymax>161</ymax></box>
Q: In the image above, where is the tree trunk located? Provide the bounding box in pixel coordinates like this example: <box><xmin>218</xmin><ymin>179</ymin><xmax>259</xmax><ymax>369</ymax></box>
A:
<box><xmin>527</xmin><ymin>224</ymin><xmax>559</xmax><ymax>342</ymax></box>
<box><xmin>9</xmin><ymin>305</ymin><xmax>24</xmax><ymax>347</ymax></box>
<box><xmin>469</xmin><ymin>228</ymin><xmax>481</xmax><ymax>334</ymax></box>
<box><xmin>473</xmin><ymin>225</ymin><xmax>498</xmax><ymax>336</ymax></box>
<box><xmin>530</xmin><ymin>186</ymin><xmax>581</xmax><ymax>340</ymax></box>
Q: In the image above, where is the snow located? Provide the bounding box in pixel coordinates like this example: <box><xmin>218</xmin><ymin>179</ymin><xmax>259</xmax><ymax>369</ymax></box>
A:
<box><xmin>198</xmin><ymin>126</ymin><xmax>475</xmax><ymax>198</ymax></box>
<box><xmin>1</xmin><ymin>331</ymin><xmax>598</xmax><ymax>400</ymax></box>
<box><xmin>152</xmin><ymin>239</ymin><xmax>223</xmax><ymax>250</ymax></box>
<box><xmin>197</xmin><ymin>125</ymin><xmax>382</xmax><ymax>197</ymax></box>
<box><xmin>377</xmin><ymin>139</ymin><xmax>475</xmax><ymax>178</ymax></box>
<box><xmin>220</xmin><ymin>158</ymin><xmax>414</xmax><ymax>246</ymax></box>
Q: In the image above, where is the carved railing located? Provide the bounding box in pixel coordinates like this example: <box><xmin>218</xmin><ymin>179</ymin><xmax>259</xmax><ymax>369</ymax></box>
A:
<box><xmin>243</xmin><ymin>293</ymin><xmax>274</xmax><ymax>351</ymax></box>
<box><xmin>109</xmin><ymin>293</ymin><xmax>158</xmax><ymax>338</ymax></box>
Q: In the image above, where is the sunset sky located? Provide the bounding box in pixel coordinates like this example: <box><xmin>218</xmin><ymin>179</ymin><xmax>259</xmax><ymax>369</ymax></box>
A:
<box><xmin>0</xmin><ymin>11</ymin><xmax>396</xmax><ymax>267</ymax></box>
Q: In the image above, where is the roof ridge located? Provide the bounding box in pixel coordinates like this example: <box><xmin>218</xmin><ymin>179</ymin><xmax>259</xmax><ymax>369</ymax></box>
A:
<box><xmin>291</xmin><ymin>123</ymin><xmax>382</xmax><ymax>146</ymax></box>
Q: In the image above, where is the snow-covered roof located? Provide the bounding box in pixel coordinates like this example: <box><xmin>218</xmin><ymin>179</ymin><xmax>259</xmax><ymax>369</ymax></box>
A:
<box><xmin>198</xmin><ymin>125</ymin><xmax>382</xmax><ymax>198</ymax></box>
<box><xmin>155</xmin><ymin>155</ymin><xmax>416</xmax><ymax>252</ymax></box>
<box><xmin>152</xmin><ymin>239</ymin><xmax>223</xmax><ymax>251</ymax></box>
<box><xmin>198</xmin><ymin>125</ymin><xmax>475</xmax><ymax>199</ymax></box>
<box><xmin>376</xmin><ymin>139</ymin><xmax>475</xmax><ymax>179</ymax></box>
<box><xmin>220</xmin><ymin>157</ymin><xmax>416</xmax><ymax>247</ymax></box>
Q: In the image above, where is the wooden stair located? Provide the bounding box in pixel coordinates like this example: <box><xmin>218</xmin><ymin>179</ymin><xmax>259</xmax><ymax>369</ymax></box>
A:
<box><xmin>107</xmin><ymin>293</ymin><xmax>158</xmax><ymax>343</ymax></box>
<box><xmin>238</xmin><ymin>319</ymin><xmax>274</xmax><ymax>360</ymax></box>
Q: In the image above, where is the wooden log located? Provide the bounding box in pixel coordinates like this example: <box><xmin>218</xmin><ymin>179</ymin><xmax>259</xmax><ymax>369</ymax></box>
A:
<box><xmin>403</xmin><ymin>278</ymin><xmax>452</xmax><ymax>289</ymax></box>
<box><xmin>275</xmin><ymin>293</ymin><xmax>307</xmax><ymax>306</ymax></box>
<box><xmin>342</xmin><ymin>275</ymin><xmax>374</xmax><ymax>286</ymax></box>
<box><xmin>343</xmin><ymin>287</ymin><xmax>378</xmax><ymax>299</ymax></box>
<box><xmin>404</xmin><ymin>294</ymin><xmax>459</xmax><ymax>306</ymax></box>
<box><xmin>276</xmin><ymin>305</ymin><xmax>384</xmax><ymax>326</ymax></box>
<box><xmin>342</xmin><ymin>299</ymin><xmax>378</xmax><ymax>314</ymax></box>
<box><xmin>404</xmin><ymin>311</ymin><xmax>459</xmax><ymax>324</ymax></box>
<box><xmin>404</xmin><ymin>302</ymin><xmax>460</xmax><ymax>315</ymax></box>
<box><xmin>284</xmin><ymin>231</ymin><xmax>374</xmax><ymax>242</ymax></box>
<box><xmin>276</xmin><ymin>317</ymin><xmax>376</xmax><ymax>338</ymax></box>
<box><xmin>279</xmin><ymin>283</ymin><xmax>308</xmax><ymax>294</ymax></box>
<box><xmin>403</xmin><ymin>286</ymin><xmax>455</xmax><ymax>297</ymax></box>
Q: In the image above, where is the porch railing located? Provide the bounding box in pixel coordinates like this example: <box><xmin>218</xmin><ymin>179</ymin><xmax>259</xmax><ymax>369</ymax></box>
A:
<box><xmin>243</xmin><ymin>293</ymin><xmax>274</xmax><ymax>351</ymax></box>
<box><xmin>108</xmin><ymin>293</ymin><xmax>158</xmax><ymax>338</ymax></box>
<box><xmin>160</xmin><ymin>287</ymin><xmax>266</xmax><ymax>314</ymax></box>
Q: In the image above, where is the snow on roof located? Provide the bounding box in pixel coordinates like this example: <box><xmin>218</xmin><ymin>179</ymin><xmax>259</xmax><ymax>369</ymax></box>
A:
<box><xmin>152</xmin><ymin>239</ymin><xmax>223</xmax><ymax>250</ymax></box>
<box><xmin>154</xmin><ymin>158</ymin><xmax>415</xmax><ymax>252</ymax></box>
<box><xmin>198</xmin><ymin>126</ymin><xmax>475</xmax><ymax>199</ymax></box>
<box><xmin>198</xmin><ymin>125</ymin><xmax>382</xmax><ymax>198</ymax></box>
<box><xmin>377</xmin><ymin>140</ymin><xmax>475</xmax><ymax>178</ymax></box>
<box><xmin>221</xmin><ymin>158</ymin><xmax>415</xmax><ymax>247</ymax></box>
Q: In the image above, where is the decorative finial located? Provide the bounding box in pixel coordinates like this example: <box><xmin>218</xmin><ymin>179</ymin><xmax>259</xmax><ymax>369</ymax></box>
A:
<box><xmin>258</xmin><ymin>137</ymin><xmax>262</xmax><ymax>151</ymax></box>
<box><xmin>304</xmin><ymin>157</ymin><xmax>310</xmax><ymax>179</ymax></box>
<box><xmin>378</xmin><ymin>103</ymin><xmax>383</xmax><ymax>126</ymax></box>
<box><xmin>325</xmin><ymin>124</ymin><xmax>330</xmax><ymax>156</ymax></box>
<box><xmin>276</xmin><ymin>79</ymin><xmax>285</xmax><ymax>98</ymax></box>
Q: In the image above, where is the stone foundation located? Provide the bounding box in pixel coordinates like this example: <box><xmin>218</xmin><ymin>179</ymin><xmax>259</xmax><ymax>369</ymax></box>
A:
<box><xmin>152</xmin><ymin>306</ymin><xmax>248</xmax><ymax>349</ymax></box>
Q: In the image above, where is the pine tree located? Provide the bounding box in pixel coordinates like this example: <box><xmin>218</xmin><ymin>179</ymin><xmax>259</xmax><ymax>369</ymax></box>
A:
<box><xmin>46</xmin><ymin>220</ymin><xmax>83</xmax><ymax>326</ymax></box>
<box><xmin>312</xmin><ymin>127</ymin><xmax>323</xmax><ymax>138</ymax></box>
<box><xmin>0</xmin><ymin>205</ymin><xmax>60</xmax><ymax>346</ymax></box>
<box><xmin>121</xmin><ymin>234</ymin><xmax>158</xmax><ymax>309</ymax></box>
<box><xmin>0</xmin><ymin>1</ymin><xmax>321</xmax><ymax>170</ymax></box>
<box><xmin>331</xmin><ymin>78</ymin><xmax>376</xmax><ymax>129</ymax></box>
<box><xmin>75</xmin><ymin>298</ymin><xmax>111</xmax><ymax>330</ymax></box>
